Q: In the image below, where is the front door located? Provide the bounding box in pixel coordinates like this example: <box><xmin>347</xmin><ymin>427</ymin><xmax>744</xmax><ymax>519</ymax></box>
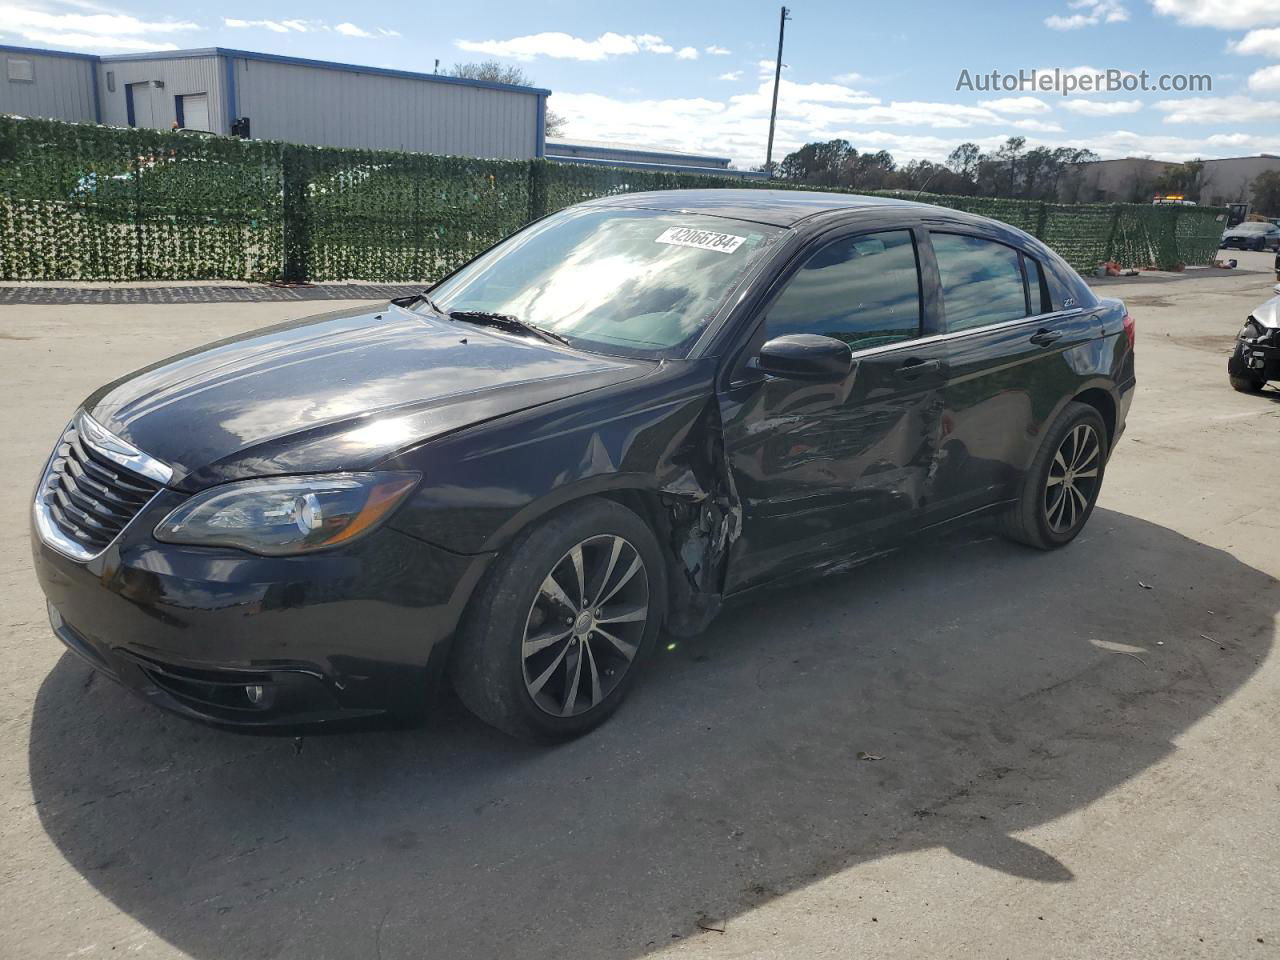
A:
<box><xmin>718</xmin><ymin>228</ymin><xmax>947</xmax><ymax>592</ymax></box>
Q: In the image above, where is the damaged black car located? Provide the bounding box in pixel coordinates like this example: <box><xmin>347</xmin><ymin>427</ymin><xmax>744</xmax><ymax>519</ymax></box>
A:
<box><xmin>31</xmin><ymin>190</ymin><xmax>1135</xmax><ymax>740</ymax></box>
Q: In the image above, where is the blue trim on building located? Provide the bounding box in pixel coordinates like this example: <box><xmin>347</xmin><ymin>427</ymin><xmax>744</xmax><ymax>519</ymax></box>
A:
<box><xmin>545</xmin><ymin>154</ymin><xmax>768</xmax><ymax>179</ymax></box>
<box><xmin>95</xmin><ymin>46</ymin><xmax>550</xmax><ymax>96</ymax></box>
<box><xmin>535</xmin><ymin>95</ymin><xmax>546</xmax><ymax>159</ymax></box>
<box><xmin>173</xmin><ymin>94</ymin><xmax>184</xmax><ymax>128</ymax></box>
<box><xmin>223</xmin><ymin>53</ymin><xmax>238</xmax><ymax>133</ymax></box>
<box><xmin>0</xmin><ymin>43</ymin><xmax>97</xmax><ymax>61</ymax></box>
<box><xmin>90</xmin><ymin>63</ymin><xmax>102</xmax><ymax>123</ymax></box>
<box><xmin>124</xmin><ymin>82</ymin><xmax>135</xmax><ymax>127</ymax></box>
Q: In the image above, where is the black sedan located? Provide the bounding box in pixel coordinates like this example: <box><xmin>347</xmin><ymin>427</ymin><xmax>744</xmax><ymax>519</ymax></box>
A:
<box><xmin>31</xmin><ymin>190</ymin><xmax>1135</xmax><ymax>740</ymax></box>
<box><xmin>1221</xmin><ymin>221</ymin><xmax>1280</xmax><ymax>251</ymax></box>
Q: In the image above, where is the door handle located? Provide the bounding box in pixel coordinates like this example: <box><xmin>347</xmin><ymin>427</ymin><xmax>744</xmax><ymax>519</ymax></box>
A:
<box><xmin>1029</xmin><ymin>328</ymin><xmax>1063</xmax><ymax>346</ymax></box>
<box><xmin>893</xmin><ymin>358</ymin><xmax>942</xmax><ymax>379</ymax></box>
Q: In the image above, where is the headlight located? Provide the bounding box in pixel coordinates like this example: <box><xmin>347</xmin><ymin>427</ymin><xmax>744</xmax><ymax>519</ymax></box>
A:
<box><xmin>154</xmin><ymin>472</ymin><xmax>420</xmax><ymax>556</ymax></box>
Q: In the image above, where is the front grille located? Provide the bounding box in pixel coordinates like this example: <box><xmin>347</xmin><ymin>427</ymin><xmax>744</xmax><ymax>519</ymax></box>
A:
<box><xmin>37</xmin><ymin>420</ymin><xmax>163</xmax><ymax>553</ymax></box>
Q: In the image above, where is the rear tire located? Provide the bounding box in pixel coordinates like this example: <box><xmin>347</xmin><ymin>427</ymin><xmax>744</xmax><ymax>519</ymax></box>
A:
<box><xmin>998</xmin><ymin>402</ymin><xmax>1108</xmax><ymax>551</ymax></box>
<box><xmin>450</xmin><ymin>497</ymin><xmax>665</xmax><ymax>742</ymax></box>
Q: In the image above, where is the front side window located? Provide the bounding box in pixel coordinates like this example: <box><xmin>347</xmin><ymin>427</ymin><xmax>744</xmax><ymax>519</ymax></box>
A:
<box><xmin>766</xmin><ymin>230</ymin><xmax>921</xmax><ymax>351</ymax></box>
<box><xmin>932</xmin><ymin>233</ymin><xmax>1028</xmax><ymax>332</ymax></box>
<box><xmin>429</xmin><ymin>208</ymin><xmax>782</xmax><ymax>358</ymax></box>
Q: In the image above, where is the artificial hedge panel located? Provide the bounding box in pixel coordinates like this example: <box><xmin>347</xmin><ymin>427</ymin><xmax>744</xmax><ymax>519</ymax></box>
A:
<box><xmin>0</xmin><ymin>116</ymin><xmax>282</xmax><ymax>281</ymax></box>
<box><xmin>0</xmin><ymin>116</ymin><xmax>1231</xmax><ymax>282</ymax></box>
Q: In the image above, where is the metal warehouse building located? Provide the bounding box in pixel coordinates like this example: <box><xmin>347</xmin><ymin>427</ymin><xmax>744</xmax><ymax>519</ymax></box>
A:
<box><xmin>1</xmin><ymin>43</ymin><xmax>549</xmax><ymax>159</ymax></box>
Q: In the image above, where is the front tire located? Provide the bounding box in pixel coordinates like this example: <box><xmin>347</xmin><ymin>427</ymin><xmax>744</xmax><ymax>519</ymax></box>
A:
<box><xmin>450</xmin><ymin>497</ymin><xmax>665</xmax><ymax>741</ymax></box>
<box><xmin>1228</xmin><ymin>342</ymin><xmax>1268</xmax><ymax>393</ymax></box>
<box><xmin>998</xmin><ymin>402</ymin><xmax>1108</xmax><ymax>550</ymax></box>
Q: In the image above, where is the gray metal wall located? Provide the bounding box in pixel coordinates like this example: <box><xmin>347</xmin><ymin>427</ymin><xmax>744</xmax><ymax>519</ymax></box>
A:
<box><xmin>0</xmin><ymin>50</ymin><xmax>96</xmax><ymax>123</ymax></box>
<box><xmin>97</xmin><ymin>55</ymin><xmax>227</xmax><ymax>134</ymax></box>
<box><xmin>231</xmin><ymin>57</ymin><xmax>540</xmax><ymax>158</ymax></box>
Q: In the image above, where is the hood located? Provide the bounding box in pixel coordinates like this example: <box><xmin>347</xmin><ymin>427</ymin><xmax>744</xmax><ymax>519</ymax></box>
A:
<box><xmin>84</xmin><ymin>304</ymin><xmax>651</xmax><ymax>490</ymax></box>
<box><xmin>1252</xmin><ymin>293</ymin><xmax>1280</xmax><ymax>330</ymax></box>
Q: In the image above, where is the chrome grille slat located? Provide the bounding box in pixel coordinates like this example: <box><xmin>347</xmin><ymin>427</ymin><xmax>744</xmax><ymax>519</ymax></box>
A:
<box><xmin>33</xmin><ymin>413</ymin><xmax>170</xmax><ymax>560</ymax></box>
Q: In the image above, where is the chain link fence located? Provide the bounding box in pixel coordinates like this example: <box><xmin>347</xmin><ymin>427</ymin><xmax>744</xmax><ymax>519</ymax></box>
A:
<box><xmin>1</xmin><ymin>116</ymin><xmax>1230</xmax><ymax>283</ymax></box>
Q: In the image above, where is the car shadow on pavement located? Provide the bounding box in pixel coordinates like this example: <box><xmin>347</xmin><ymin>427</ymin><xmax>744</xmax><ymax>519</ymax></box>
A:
<box><xmin>27</xmin><ymin>508</ymin><xmax>1278</xmax><ymax>960</ymax></box>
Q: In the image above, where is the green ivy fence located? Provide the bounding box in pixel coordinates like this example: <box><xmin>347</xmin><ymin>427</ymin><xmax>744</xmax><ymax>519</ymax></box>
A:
<box><xmin>1</xmin><ymin>116</ymin><xmax>1229</xmax><ymax>283</ymax></box>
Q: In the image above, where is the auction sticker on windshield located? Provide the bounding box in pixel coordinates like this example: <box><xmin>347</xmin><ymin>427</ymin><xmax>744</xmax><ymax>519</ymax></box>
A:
<box><xmin>655</xmin><ymin>226</ymin><xmax>745</xmax><ymax>254</ymax></box>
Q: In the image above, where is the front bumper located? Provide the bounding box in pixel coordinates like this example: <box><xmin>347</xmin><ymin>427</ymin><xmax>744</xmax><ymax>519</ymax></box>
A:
<box><xmin>32</xmin><ymin>489</ymin><xmax>493</xmax><ymax>731</ymax></box>
<box><xmin>1231</xmin><ymin>336</ymin><xmax>1280</xmax><ymax>381</ymax></box>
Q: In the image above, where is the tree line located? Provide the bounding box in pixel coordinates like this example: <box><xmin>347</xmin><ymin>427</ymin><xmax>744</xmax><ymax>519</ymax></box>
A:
<box><xmin>768</xmin><ymin>136</ymin><xmax>1101</xmax><ymax>201</ymax></box>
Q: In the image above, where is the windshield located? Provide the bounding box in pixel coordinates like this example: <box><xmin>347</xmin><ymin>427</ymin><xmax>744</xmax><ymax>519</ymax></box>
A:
<box><xmin>427</xmin><ymin>207</ymin><xmax>783</xmax><ymax>357</ymax></box>
<box><xmin>1236</xmin><ymin>223</ymin><xmax>1268</xmax><ymax>233</ymax></box>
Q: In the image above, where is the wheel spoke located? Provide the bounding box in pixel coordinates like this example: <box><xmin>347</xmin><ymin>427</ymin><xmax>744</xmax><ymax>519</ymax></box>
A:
<box><xmin>524</xmin><ymin>627</ymin><xmax>572</xmax><ymax>657</ymax></box>
<box><xmin>597</xmin><ymin>603</ymin><xmax>647</xmax><ymax>625</ymax></box>
<box><xmin>540</xmin><ymin>574</ymin><xmax>574</xmax><ymax>612</ymax></box>
<box><xmin>1046</xmin><ymin>473</ymin><xmax>1065</xmax><ymax>487</ymax></box>
<box><xmin>569</xmin><ymin>545</ymin><xmax>586</xmax><ymax>608</ymax></box>
<box><xmin>1075</xmin><ymin>442</ymin><xmax>1099</xmax><ymax>471</ymax></box>
<box><xmin>591</xmin><ymin>536</ymin><xmax>624</xmax><ymax>608</ymax></box>
<box><xmin>1069</xmin><ymin>484</ymin><xmax>1089</xmax><ymax>516</ymax></box>
<box><xmin>527</xmin><ymin>641</ymin><xmax>571</xmax><ymax>695</ymax></box>
<box><xmin>561</xmin><ymin>644</ymin><xmax>584</xmax><ymax>716</ymax></box>
<box><xmin>1047</xmin><ymin>487</ymin><xmax>1069</xmax><ymax>529</ymax></box>
<box><xmin>1074</xmin><ymin>466</ymin><xmax>1098</xmax><ymax>480</ymax></box>
<box><xmin>597</xmin><ymin>555</ymin><xmax>641</xmax><ymax>607</ymax></box>
<box><xmin>593</xmin><ymin>625</ymin><xmax>637</xmax><ymax>662</ymax></box>
<box><xmin>582</xmin><ymin>637</ymin><xmax>604</xmax><ymax>708</ymax></box>
<box><xmin>1054</xmin><ymin>449</ymin><xmax>1068</xmax><ymax>474</ymax></box>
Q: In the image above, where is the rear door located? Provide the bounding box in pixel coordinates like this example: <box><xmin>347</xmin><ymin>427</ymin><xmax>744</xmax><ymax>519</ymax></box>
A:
<box><xmin>718</xmin><ymin>225</ymin><xmax>948</xmax><ymax>592</ymax></box>
<box><xmin>925</xmin><ymin>230</ymin><xmax>1099</xmax><ymax>519</ymax></box>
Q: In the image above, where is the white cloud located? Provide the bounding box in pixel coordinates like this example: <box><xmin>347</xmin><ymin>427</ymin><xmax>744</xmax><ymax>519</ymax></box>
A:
<box><xmin>1230</xmin><ymin>27</ymin><xmax>1280</xmax><ymax>56</ymax></box>
<box><xmin>1045</xmin><ymin>0</ymin><xmax>1129</xmax><ymax>29</ymax></box>
<box><xmin>979</xmin><ymin>96</ymin><xmax>1052</xmax><ymax>114</ymax></box>
<box><xmin>718</xmin><ymin>70</ymin><xmax>742</xmax><ymax>81</ymax></box>
<box><xmin>0</xmin><ymin>0</ymin><xmax>198</xmax><ymax>51</ymax></box>
<box><xmin>832</xmin><ymin>72</ymin><xmax>865</xmax><ymax>84</ymax></box>
<box><xmin>704</xmin><ymin>44</ymin><xmax>731</xmax><ymax>55</ymax></box>
<box><xmin>335</xmin><ymin>22</ymin><xmax>373</xmax><ymax>38</ymax></box>
<box><xmin>1010</xmin><ymin>119</ymin><xmax>1065</xmax><ymax>132</ymax></box>
<box><xmin>1151</xmin><ymin>0</ymin><xmax>1280</xmax><ymax>29</ymax></box>
<box><xmin>1247</xmin><ymin>64</ymin><xmax>1280</xmax><ymax>91</ymax></box>
<box><xmin>222</xmin><ymin>16</ymin><xmax>396</xmax><ymax>38</ymax></box>
<box><xmin>455</xmin><ymin>31</ymin><xmax>704</xmax><ymax>61</ymax></box>
<box><xmin>1060</xmin><ymin>98</ymin><xmax>1144</xmax><ymax>114</ymax></box>
<box><xmin>1154</xmin><ymin>93</ymin><xmax>1280</xmax><ymax>122</ymax></box>
<box><xmin>550</xmin><ymin>76</ymin><xmax>1103</xmax><ymax>168</ymax></box>
<box><xmin>224</xmin><ymin>17</ymin><xmax>308</xmax><ymax>33</ymax></box>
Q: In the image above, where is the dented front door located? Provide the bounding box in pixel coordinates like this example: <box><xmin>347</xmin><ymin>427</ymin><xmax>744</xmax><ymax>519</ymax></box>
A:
<box><xmin>715</xmin><ymin>228</ymin><xmax>945</xmax><ymax>593</ymax></box>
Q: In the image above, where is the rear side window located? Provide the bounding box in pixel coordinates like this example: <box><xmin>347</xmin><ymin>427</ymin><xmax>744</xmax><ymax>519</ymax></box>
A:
<box><xmin>932</xmin><ymin>233</ymin><xmax>1027</xmax><ymax>332</ymax></box>
<box><xmin>767</xmin><ymin>230</ymin><xmax>922</xmax><ymax>351</ymax></box>
<box><xmin>1024</xmin><ymin>255</ymin><xmax>1049</xmax><ymax>314</ymax></box>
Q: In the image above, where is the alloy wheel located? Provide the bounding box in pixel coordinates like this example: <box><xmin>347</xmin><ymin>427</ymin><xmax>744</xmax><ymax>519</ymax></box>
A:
<box><xmin>521</xmin><ymin>535</ymin><xmax>650</xmax><ymax>717</ymax></box>
<box><xmin>1044</xmin><ymin>423</ymin><xmax>1101</xmax><ymax>535</ymax></box>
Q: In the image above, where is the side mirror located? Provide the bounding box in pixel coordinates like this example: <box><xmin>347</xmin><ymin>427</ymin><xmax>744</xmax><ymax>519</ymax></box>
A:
<box><xmin>754</xmin><ymin>334</ymin><xmax>854</xmax><ymax>381</ymax></box>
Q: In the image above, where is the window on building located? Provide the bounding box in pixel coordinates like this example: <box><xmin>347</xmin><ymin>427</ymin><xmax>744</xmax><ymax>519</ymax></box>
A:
<box><xmin>767</xmin><ymin>230</ymin><xmax>922</xmax><ymax>351</ymax></box>
<box><xmin>7</xmin><ymin>58</ymin><xmax>34</xmax><ymax>83</ymax></box>
<box><xmin>932</xmin><ymin>233</ymin><xmax>1029</xmax><ymax>332</ymax></box>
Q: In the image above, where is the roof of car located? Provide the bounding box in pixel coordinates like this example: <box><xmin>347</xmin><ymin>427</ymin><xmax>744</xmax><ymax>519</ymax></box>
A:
<box><xmin>581</xmin><ymin>188</ymin><xmax>942</xmax><ymax>227</ymax></box>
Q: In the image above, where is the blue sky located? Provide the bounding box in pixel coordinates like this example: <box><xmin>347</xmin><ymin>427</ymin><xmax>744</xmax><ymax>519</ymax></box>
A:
<box><xmin>3</xmin><ymin>0</ymin><xmax>1278</xmax><ymax>166</ymax></box>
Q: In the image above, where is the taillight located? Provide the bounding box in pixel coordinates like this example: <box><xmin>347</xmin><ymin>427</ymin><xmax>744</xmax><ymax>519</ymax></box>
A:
<box><xmin>1122</xmin><ymin>312</ymin><xmax>1135</xmax><ymax>350</ymax></box>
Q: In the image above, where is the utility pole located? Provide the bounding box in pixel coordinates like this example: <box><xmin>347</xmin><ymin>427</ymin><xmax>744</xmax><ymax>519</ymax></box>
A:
<box><xmin>764</xmin><ymin>5</ymin><xmax>791</xmax><ymax>178</ymax></box>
